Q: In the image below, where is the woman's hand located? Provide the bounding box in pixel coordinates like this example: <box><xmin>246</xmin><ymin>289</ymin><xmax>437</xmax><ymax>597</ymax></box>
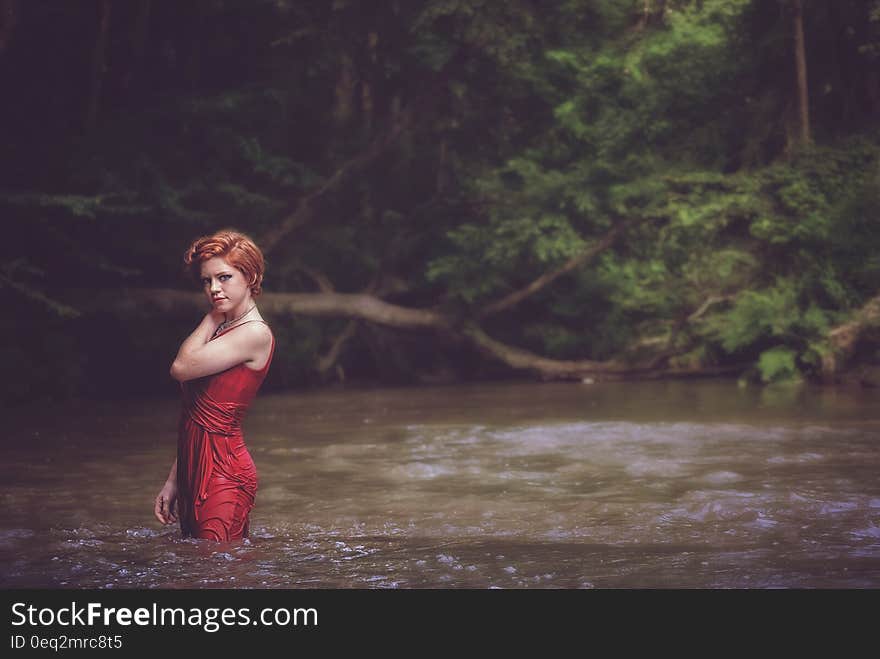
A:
<box><xmin>154</xmin><ymin>480</ymin><xmax>179</xmax><ymax>526</ymax></box>
<box><xmin>201</xmin><ymin>309</ymin><xmax>225</xmax><ymax>340</ymax></box>
<box><xmin>206</xmin><ymin>308</ymin><xmax>225</xmax><ymax>327</ymax></box>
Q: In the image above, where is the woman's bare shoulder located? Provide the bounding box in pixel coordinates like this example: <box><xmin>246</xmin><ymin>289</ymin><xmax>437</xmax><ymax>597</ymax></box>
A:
<box><xmin>240</xmin><ymin>319</ymin><xmax>273</xmax><ymax>342</ymax></box>
<box><xmin>240</xmin><ymin>320</ymin><xmax>273</xmax><ymax>369</ymax></box>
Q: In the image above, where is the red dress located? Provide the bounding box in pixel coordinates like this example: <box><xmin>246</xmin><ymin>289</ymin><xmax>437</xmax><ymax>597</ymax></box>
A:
<box><xmin>176</xmin><ymin>320</ymin><xmax>274</xmax><ymax>541</ymax></box>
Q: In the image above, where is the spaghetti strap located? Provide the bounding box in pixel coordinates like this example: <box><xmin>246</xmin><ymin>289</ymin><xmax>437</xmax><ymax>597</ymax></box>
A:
<box><xmin>228</xmin><ymin>319</ymin><xmax>269</xmax><ymax>328</ymax></box>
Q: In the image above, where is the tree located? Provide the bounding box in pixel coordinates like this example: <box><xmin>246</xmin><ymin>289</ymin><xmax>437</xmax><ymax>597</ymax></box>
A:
<box><xmin>1</xmin><ymin>0</ymin><xmax>879</xmax><ymax>400</ymax></box>
<box><xmin>790</xmin><ymin>0</ymin><xmax>811</xmax><ymax>145</ymax></box>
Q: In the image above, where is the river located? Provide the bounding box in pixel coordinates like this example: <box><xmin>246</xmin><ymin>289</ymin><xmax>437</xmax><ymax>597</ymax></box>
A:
<box><xmin>2</xmin><ymin>379</ymin><xmax>878</xmax><ymax>588</ymax></box>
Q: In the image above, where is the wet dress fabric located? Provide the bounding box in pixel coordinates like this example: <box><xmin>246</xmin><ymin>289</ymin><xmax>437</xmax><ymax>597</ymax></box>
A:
<box><xmin>176</xmin><ymin>320</ymin><xmax>274</xmax><ymax>541</ymax></box>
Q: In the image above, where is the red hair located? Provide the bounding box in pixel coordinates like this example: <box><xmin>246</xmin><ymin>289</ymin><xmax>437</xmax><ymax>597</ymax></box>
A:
<box><xmin>183</xmin><ymin>229</ymin><xmax>265</xmax><ymax>296</ymax></box>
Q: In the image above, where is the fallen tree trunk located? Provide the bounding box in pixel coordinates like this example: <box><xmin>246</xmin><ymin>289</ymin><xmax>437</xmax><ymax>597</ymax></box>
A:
<box><xmin>459</xmin><ymin>323</ymin><xmax>740</xmax><ymax>381</ymax></box>
<box><xmin>822</xmin><ymin>291</ymin><xmax>880</xmax><ymax>380</ymax></box>
<box><xmin>87</xmin><ymin>288</ymin><xmax>451</xmax><ymax>330</ymax></box>
<box><xmin>70</xmin><ymin>287</ymin><xmax>739</xmax><ymax>382</ymax></box>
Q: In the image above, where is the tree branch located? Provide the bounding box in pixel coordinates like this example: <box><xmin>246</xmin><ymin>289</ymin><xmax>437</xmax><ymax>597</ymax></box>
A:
<box><xmin>1</xmin><ymin>273</ymin><xmax>82</xmax><ymax>318</ymax></box>
<box><xmin>460</xmin><ymin>323</ymin><xmax>620</xmax><ymax>378</ymax></box>
<box><xmin>479</xmin><ymin>220</ymin><xmax>634</xmax><ymax>318</ymax></box>
<box><xmin>686</xmin><ymin>294</ymin><xmax>736</xmax><ymax>323</ymax></box>
<box><xmin>257</xmin><ymin>50</ymin><xmax>464</xmax><ymax>256</ymax></box>
<box><xmin>295</xmin><ymin>263</ymin><xmax>335</xmax><ymax>293</ymax></box>
<box><xmin>258</xmin><ymin>111</ymin><xmax>412</xmax><ymax>255</ymax></box>
<box><xmin>314</xmin><ymin>273</ymin><xmax>390</xmax><ymax>376</ymax></box>
<box><xmin>316</xmin><ymin>319</ymin><xmax>359</xmax><ymax>376</ymax></box>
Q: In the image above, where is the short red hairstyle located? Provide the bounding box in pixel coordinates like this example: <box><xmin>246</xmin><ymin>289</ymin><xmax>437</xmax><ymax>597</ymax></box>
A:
<box><xmin>183</xmin><ymin>229</ymin><xmax>265</xmax><ymax>296</ymax></box>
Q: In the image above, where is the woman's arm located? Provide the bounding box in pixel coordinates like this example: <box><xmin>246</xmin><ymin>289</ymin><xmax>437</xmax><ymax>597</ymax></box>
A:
<box><xmin>169</xmin><ymin>312</ymin><xmax>220</xmax><ymax>380</ymax></box>
<box><xmin>155</xmin><ymin>458</ymin><xmax>179</xmax><ymax>525</ymax></box>
<box><xmin>169</xmin><ymin>314</ymin><xmax>270</xmax><ymax>382</ymax></box>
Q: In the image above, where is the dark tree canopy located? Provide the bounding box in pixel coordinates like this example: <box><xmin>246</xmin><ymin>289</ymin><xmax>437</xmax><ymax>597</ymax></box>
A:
<box><xmin>1</xmin><ymin>0</ymin><xmax>879</xmax><ymax>402</ymax></box>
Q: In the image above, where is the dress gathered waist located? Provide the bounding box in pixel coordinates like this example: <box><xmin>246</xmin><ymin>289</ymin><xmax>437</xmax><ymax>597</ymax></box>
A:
<box><xmin>185</xmin><ymin>387</ymin><xmax>247</xmax><ymax>435</ymax></box>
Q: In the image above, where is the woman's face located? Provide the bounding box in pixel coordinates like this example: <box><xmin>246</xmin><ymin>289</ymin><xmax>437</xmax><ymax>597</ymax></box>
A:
<box><xmin>199</xmin><ymin>256</ymin><xmax>252</xmax><ymax>314</ymax></box>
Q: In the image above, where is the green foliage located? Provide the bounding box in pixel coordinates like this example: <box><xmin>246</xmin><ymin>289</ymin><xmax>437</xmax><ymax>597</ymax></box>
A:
<box><xmin>4</xmin><ymin>0</ymin><xmax>880</xmax><ymax>397</ymax></box>
<box><xmin>707</xmin><ymin>281</ymin><xmax>799</xmax><ymax>353</ymax></box>
<box><xmin>0</xmin><ymin>193</ymin><xmax>106</xmax><ymax>218</ymax></box>
<box><xmin>757</xmin><ymin>346</ymin><xmax>799</xmax><ymax>383</ymax></box>
<box><xmin>411</xmin><ymin>0</ymin><xmax>539</xmax><ymax>66</ymax></box>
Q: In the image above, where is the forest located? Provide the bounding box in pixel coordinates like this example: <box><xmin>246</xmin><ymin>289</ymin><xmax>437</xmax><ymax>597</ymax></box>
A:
<box><xmin>1</xmin><ymin>0</ymin><xmax>878</xmax><ymax>403</ymax></box>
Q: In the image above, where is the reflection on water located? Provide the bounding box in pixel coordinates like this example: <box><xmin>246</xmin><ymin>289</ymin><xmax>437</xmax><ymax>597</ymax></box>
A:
<box><xmin>2</xmin><ymin>379</ymin><xmax>879</xmax><ymax>588</ymax></box>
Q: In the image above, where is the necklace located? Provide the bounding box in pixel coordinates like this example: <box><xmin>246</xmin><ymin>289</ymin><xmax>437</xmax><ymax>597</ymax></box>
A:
<box><xmin>214</xmin><ymin>303</ymin><xmax>257</xmax><ymax>336</ymax></box>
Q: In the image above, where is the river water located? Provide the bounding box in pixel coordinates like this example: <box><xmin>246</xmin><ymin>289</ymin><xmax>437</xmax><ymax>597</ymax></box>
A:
<box><xmin>2</xmin><ymin>379</ymin><xmax>878</xmax><ymax>588</ymax></box>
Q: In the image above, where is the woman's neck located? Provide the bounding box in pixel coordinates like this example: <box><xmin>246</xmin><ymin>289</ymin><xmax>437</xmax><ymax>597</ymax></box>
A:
<box><xmin>225</xmin><ymin>299</ymin><xmax>255</xmax><ymax>323</ymax></box>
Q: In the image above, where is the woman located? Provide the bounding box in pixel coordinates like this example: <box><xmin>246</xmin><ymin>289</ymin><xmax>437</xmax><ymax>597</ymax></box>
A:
<box><xmin>154</xmin><ymin>230</ymin><xmax>275</xmax><ymax>541</ymax></box>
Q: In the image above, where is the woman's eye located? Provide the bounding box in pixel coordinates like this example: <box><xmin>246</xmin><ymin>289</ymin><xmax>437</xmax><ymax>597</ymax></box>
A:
<box><xmin>220</xmin><ymin>274</ymin><xmax>231</xmax><ymax>281</ymax></box>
